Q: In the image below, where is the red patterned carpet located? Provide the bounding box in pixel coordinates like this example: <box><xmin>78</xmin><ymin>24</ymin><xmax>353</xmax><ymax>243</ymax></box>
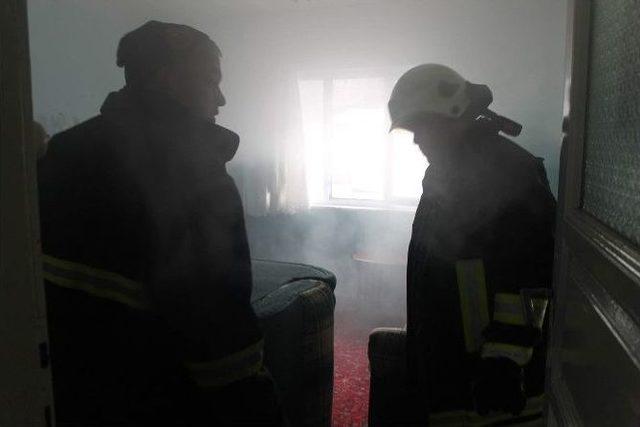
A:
<box><xmin>331</xmin><ymin>286</ymin><xmax>405</xmax><ymax>426</ymax></box>
<box><xmin>332</xmin><ymin>332</ymin><xmax>370</xmax><ymax>427</ymax></box>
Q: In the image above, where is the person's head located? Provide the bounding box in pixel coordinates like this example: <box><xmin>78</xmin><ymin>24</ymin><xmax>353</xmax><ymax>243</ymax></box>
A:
<box><xmin>117</xmin><ymin>21</ymin><xmax>226</xmax><ymax>121</ymax></box>
<box><xmin>388</xmin><ymin>64</ymin><xmax>491</xmax><ymax>164</ymax></box>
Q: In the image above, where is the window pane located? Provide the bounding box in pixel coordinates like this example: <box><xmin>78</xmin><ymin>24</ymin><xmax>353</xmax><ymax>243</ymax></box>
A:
<box><xmin>330</xmin><ymin>108</ymin><xmax>387</xmax><ymax>200</ymax></box>
<box><xmin>390</xmin><ymin>129</ymin><xmax>428</xmax><ymax>199</ymax></box>
<box><xmin>330</xmin><ymin>78</ymin><xmax>389</xmax><ymax>200</ymax></box>
<box><xmin>582</xmin><ymin>0</ymin><xmax>640</xmax><ymax>246</ymax></box>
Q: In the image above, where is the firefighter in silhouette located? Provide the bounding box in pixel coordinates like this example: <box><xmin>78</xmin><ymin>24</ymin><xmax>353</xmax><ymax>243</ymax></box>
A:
<box><xmin>388</xmin><ymin>64</ymin><xmax>555</xmax><ymax>425</ymax></box>
<box><xmin>39</xmin><ymin>21</ymin><xmax>282</xmax><ymax>426</ymax></box>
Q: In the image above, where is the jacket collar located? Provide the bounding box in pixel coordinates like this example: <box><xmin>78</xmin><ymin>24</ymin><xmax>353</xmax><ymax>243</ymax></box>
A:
<box><xmin>100</xmin><ymin>87</ymin><xmax>239</xmax><ymax>162</ymax></box>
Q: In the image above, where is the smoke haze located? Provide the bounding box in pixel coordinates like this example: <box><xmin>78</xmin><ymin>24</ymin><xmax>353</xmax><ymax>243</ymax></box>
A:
<box><xmin>29</xmin><ymin>0</ymin><xmax>568</xmax><ymax>325</ymax></box>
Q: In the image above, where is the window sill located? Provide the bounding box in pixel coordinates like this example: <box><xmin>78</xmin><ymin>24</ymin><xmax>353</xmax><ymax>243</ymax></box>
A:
<box><xmin>309</xmin><ymin>201</ymin><xmax>418</xmax><ymax>213</ymax></box>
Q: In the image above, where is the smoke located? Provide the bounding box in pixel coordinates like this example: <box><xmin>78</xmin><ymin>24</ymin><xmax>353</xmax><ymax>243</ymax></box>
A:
<box><xmin>29</xmin><ymin>0</ymin><xmax>568</xmax><ymax>328</ymax></box>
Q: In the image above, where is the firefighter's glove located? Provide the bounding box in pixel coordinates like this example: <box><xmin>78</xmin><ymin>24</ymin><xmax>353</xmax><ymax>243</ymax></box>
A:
<box><xmin>471</xmin><ymin>290</ymin><xmax>550</xmax><ymax>416</ymax></box>
<box><xmin>472</xmin><ymin>356</ymin><xmax>526</xmax><ymax>416</ymax></box>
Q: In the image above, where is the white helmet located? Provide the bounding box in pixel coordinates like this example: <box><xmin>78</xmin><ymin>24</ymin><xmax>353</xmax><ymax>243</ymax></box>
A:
<box><xmin>388</xmin><ymin>64</ymin><xmax>474</xmax><ymax>130</ymax></box>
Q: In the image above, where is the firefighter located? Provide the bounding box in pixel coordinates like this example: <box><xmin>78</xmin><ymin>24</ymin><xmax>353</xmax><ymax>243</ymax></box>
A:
<box><xmin>39</xmin><ymin>21</ymin><xmax>282</xmax><ymax>426</ymax></box>
<box><xmin>388</xmin><ymin>64</ymin><xmax>556</xmax><ymax>425</ymax></box>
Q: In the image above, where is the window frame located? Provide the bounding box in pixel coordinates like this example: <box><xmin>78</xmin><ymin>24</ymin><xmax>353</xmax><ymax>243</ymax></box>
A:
<box><xmin>298</xmin><ymin>67</ymin><xmax>425</xmax><ymax>210</ymax></box>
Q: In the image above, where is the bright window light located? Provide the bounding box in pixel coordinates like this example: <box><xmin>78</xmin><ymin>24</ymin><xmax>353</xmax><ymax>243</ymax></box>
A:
<box><xmin>330</xmin><ymin>107</ymin><xmax>387</xmax><ymax>200</ymax></box>
<box><xmin>299</xmin><ymin>74</ymin><xmax>428</xmax><ymax>207</ymax></box>
<box><xmin>391</xmin><ymin>129</ymin><xmax>429</xmax><ymax>199</ymax></box>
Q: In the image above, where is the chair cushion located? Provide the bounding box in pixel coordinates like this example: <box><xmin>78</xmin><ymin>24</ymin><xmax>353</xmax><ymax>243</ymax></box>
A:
<box><xmin>251</xmin><ymin>259</ymin><xmax>336</xmax><ymax>303</ymax></box>
<box><xmin>368</xmin><ymin>327</ymin><xmax>407</xmax><ymax>379</ymax></box>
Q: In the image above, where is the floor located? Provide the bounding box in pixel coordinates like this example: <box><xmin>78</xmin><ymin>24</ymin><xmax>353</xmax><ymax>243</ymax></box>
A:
<box><xmin>331</xmin><ymin>293</ymin><xmax>405</xmax><ymax>427</ymax></box>
<box><xmin>332</xmin><ymin>331</ymin><xmax>369</xmax><ymax>427</ymax></box>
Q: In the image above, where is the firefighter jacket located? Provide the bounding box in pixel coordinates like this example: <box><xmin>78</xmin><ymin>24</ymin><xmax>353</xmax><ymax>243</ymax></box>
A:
<box><xmin>406</xmin><ymin>119</ymin><xmax>556</xmax><ymax>425</ymax></box>
<box><xmin>38</xmin><ymin>88</ymin><xmax>264</xmax><ymax>426</ymax></box>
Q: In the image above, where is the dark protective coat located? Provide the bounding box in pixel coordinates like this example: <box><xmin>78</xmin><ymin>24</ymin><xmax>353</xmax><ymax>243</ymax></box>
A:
<box><xmin>39</xmin><ymin>89</ymin><xmax>265</xmax><ymax>426</ymax></box>
<box><xmin>406</xmin><ymin>120</ymin><xmax>556</xmax><ymax>419</ymax></box>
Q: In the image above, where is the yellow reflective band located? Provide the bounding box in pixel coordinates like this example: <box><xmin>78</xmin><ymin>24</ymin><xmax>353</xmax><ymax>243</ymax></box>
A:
<box><xmin>186</xmin><ymin>339</ymin><xmax>264</xmax><ymax>389</ymax></box>
<box><xmin>43</xmin><ymin>254</ymin><xmax>149</xmax><ymax>310</ymax></box>
<box><xmin>456</xmin><ymin>259</ymin><xmax>490</xmax><ymax>353</ymax></box>
<box><xmin>481</xmin><ymin>342</ymin><xmax>533</xmax><ymax>366</ymax></box>
<box><xmin>494</xmin><ymin>293</ymin><xmax>527</xmax><ymax>326</ymax></box>
<box><xmin>430</xmin><ymin>394</ymin><xmax>545</xmax><ymax>426</ymax></box>
<box><xmin>43</xmin><ymin>255</ymin><xmax>141</xmax><ymax>290</ymax></box>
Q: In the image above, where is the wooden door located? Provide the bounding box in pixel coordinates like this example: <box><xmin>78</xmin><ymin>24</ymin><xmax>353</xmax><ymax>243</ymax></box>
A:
<box><xmin>546</xmin><ymin>0</ymin><xmax>640</xmax><ymax>425</ymax></box>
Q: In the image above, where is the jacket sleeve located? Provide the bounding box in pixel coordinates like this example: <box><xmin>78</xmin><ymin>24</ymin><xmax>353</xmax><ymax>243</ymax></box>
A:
<box><xmin>477</xmin><ymin>164</ymin><xmax>555</xmax><ymax>367</ymax></box>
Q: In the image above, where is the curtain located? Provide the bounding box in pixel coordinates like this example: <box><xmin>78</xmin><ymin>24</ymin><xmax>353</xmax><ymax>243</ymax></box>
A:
<box><xmin>235</xmin><ymin>70</ymin><xmax>308</xmax><ymax>217</ymax></box>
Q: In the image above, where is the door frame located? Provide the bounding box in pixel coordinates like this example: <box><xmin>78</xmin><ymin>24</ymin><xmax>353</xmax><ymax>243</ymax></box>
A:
<box><xmin>0</xmin><ymin>0</ymin><xmax>54</xmax><ymax>425</ymax></box>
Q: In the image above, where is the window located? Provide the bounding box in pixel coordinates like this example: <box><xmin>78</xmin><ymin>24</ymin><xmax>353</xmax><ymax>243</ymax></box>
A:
<box><xmin>299</xmin><ymin>74</ymin><xmax>428</xmax><ymax>209</ymax></box>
